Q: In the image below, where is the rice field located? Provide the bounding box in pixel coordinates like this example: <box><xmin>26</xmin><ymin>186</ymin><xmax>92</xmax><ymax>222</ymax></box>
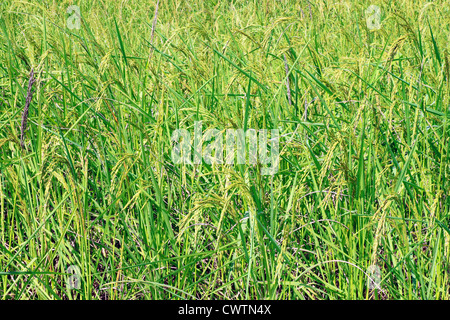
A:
<box><xmin>1</xmin><ymin>0</ymin><xmax>450</xmax><ymax>300</ymax></box>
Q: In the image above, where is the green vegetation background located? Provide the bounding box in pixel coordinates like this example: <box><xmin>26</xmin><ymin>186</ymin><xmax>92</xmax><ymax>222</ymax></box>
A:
<box><xmin>0</xmin><ymin>0</ymin><xmax>449</xmax><ymax>299</ymax></box>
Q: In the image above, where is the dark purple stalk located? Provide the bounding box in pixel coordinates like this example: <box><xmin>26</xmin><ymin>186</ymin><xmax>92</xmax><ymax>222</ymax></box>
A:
<box><xmin>20</xmin><ymin>68</ymin><xmax>36</xmax><ymax>150</ymax></box>
<box><xmin>283</xmin><ymin>54</ymin><xmax>292</xmax><ymax>106</ymax></box>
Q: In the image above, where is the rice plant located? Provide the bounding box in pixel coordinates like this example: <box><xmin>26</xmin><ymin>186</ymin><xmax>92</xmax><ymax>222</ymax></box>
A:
<box><xmin>0</xmin><ymin>0</ymin><xmax>449</xmax><ymax>300</ymax></box>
